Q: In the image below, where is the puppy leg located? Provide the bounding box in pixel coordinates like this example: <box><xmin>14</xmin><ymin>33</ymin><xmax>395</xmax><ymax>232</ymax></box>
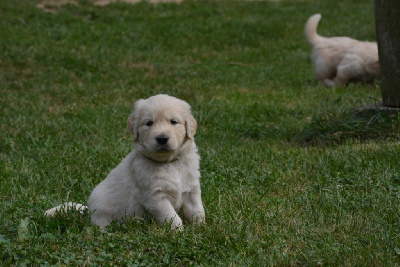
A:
<box><xmin>146</xmin><ymin>199</ymin><xmax>183</xmax><ymax>230</ymax></box>
<box><xmin>313</xmin><ymin>56</ymin><xmax>336</xmax><ymax>82</ymax></box>
<box><xmin>324</xmin><ymin>63</ymin><xmax>355</xmax><ymax>87</ymax></box>
<box><xmin>334</xmin><ymin>63</ymin><xmax>355</xmax><ymax>87</ymax></box>
<box><xmin>182</xmin><ymin>189</ymin><xmax>205</xmax><ymax>225</ymax></box>
<box><xmin>334</xmin><ymin>74</ymin><xmax>350</xmax><ymax>87</ymax></box>
<box><xmin>323</xmin><ymin>79</ymin><xmax>336</xmax><ymax>87</ymax></box>
<box><xmin>334</xmin><ymin>53</ymin><xmax>363</xmax><ymax>87</ymax></box>
<box><xmin>90</xmin><ymin>210</ymin><xmax>113</xmax><ymax>229</ymax></box>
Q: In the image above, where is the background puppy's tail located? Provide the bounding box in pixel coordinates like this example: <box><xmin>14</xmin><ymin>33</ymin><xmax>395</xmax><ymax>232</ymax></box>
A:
<box><xmin>45</xmin><ymin>202</ymin><xmax>88</xmax><ymax>217</ymax></box>
<box><xmin>305</xmin><ymin>13</ymin><xmax>322</xmax><ymax>45</ymax></box>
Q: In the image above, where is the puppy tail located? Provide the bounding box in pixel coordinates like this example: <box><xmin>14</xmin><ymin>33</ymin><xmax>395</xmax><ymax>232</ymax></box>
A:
<box><xmin>44</xmin><ymin>202</ymin><xmax>88</xmax><ymax>217</ymax></box>
<box><xmin>305</xmin><ymin>13</ymin><xmax>322</xmax><ymax>45</ymax></box>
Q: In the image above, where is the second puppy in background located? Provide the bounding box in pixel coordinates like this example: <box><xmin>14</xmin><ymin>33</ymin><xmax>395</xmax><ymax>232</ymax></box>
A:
<box><xmin>305</xmin><ymin>14</ymin><xmax>380</xmax><ymax>87</ymax></box>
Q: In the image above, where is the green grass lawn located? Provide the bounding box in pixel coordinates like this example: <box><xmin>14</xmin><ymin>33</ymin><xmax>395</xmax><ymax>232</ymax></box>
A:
<box><xmin>1</xmin><ymin>0</ymin><xmax>400</xmax><ymax>265</ymax></box>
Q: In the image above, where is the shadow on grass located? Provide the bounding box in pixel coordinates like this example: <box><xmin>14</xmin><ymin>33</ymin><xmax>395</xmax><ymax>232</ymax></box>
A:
<box><xmin>295</xmin><ymin>103</ymin><xmax>400</xmax><ymax>146</ymax></box>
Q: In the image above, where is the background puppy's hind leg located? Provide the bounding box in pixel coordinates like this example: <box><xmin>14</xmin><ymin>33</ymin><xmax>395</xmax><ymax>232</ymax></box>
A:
<box><xmin>335</xmin><ymin>64</ymin><xmax>356</xmax><ymax>87</ymax></box>
<box><xmin>323</xmin><ymin>79</ymin><xmax>336</xmax><ymax>87</ymax></box>
<box><xmin>334</xmin><ymin>54</ymin><xmax>363</xmax><ymax>87</ymax></box>
<box><xmin>334</xmin><ymin>75</ymin><xmax>350</xmax><ymax>87</ymax></box>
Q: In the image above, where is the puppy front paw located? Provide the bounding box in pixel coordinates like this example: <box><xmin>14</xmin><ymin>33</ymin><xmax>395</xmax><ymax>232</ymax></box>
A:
<box><xmin>191</xmin><ymin>212</ymin><xmax>205</xmax><ymax>225</ymax></box>
<box><xmin>170</xmin><ymin>215</ymin><xmax>184</xmax><ymax>231</ymax></box>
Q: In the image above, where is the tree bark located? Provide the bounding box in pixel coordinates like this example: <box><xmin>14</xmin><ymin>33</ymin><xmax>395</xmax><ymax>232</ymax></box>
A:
<box><xmin>374</xmin><ymin>0</ymin><xmax>400</xmax><ymax>107</ymax></box>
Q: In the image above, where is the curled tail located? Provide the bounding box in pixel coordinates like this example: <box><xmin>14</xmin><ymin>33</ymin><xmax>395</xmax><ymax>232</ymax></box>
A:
<box><xmin>45</xmin><ymin>202</ymin><xmax>88</xmax><ymax>217</ymax></box>
<box><xmin>305</xmin><ymin>14</ymin><xmax>322</xmax><ymax>45</ymax></box>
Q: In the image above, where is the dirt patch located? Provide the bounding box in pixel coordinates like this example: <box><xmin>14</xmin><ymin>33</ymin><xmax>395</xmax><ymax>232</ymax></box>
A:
<box><xmin>96</xmin><ymin>0</ymin><xmax>184</xmax><ymax>4</ymax></box>
<box><xmin>37</xmin><ymin>0</ymin><xmax>283</xmax><ymax>13</ymax></box>
<box><xmin>37</xmin><ymin>0</ymin><xmax>184</xmax><ymax>13</ymax></box>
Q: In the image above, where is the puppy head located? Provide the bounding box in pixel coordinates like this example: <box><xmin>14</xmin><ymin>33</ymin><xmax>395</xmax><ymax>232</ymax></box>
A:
<box><xmin>365</xmin><ymin>43</ymin><xmax>380</xmax><ymax>78</ymax></box>
<box><xmin>365</xmin><ymin>59</ymin><xmax>380</xmax><ymax>79</ymax></box>
<box><xmin>373</xmin><ymin>60</ymin><xmax>380</xmax><ymax>77</ymax></box>
<box><xmin>127</xmin><ymin>94</ymin><xmax>197</xmax><ymax>162</ymax></box>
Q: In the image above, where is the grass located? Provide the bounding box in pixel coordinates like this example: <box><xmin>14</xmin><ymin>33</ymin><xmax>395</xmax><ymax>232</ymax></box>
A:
<box><xmin>298</xmin><ymin>100</ymin><xmax>400</xmax><ymax>145</ymax></box>
<box><xmin>1</xmin><ymin>0</ymin><xmax>400</xmax><ymax>265</ymax></box>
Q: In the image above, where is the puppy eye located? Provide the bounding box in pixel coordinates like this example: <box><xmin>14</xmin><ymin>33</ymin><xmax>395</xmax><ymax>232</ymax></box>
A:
<box><xmin>145</xmin><ymin>121</ymin><xmax>153</xmax><ymax>127</ymax></box>
<box><xmin>171</xmin><ymin>119</ymin><xmax>178</xmax><ymax>125</ymax></box>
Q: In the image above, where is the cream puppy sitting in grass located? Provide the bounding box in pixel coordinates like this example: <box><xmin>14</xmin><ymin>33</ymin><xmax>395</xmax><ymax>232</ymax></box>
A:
<box><xmin>305</xmin><ymin>14</ymin><xmax>380</xmax><ymax>87</ymax></box>
<box><xmin>45</xmin><ymin>94</ymin><xmax>205</xmax><ymax>230</ymax></box>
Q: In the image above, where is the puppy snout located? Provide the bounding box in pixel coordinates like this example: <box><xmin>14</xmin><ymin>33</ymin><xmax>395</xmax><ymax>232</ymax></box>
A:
<box><xmin>156</xmin><ymin>135</ymin><xmax>169</xmax><ymax>145</ymax></box>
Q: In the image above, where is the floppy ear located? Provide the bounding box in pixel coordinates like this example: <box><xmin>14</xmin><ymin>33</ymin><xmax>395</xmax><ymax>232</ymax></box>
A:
<box><xmin>127</xmin><ymin>99</ymin><xmax>144</xmax><ymax>142</ymax></box>
<box><xmin>185</xmin><ymin>112</ymin><xmax>197</xmax><ymax>140</ymax></box>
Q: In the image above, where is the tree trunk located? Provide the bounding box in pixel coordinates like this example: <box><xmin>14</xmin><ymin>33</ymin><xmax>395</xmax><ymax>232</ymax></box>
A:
<box><xmin>374</xmin><ymin>0</ymin><xmax>400</xmax><ymax>107</ymax></box>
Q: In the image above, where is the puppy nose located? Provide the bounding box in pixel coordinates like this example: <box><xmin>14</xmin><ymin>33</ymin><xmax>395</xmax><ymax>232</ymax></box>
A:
<box><xmin>156</xmin><ymin>135</ymin><xmax>169</xmax><ymax>145</ymax></box>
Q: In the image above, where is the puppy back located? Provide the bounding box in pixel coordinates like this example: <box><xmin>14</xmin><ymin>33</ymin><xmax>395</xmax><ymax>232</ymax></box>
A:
<box><xmin>305</xmin><ymin>14</ymin><xmax>322</xmax><ymax>45</ymax></box>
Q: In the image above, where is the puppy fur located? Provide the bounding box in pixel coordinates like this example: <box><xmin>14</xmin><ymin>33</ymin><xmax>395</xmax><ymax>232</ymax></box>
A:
<box><xmin>305</xmin><ymin>14</ymin><xmax>380</xmax><ymax>87</ymax></box>
<box><xmin>45</xmin><ymin>94</ymin><xmax>205</xmax><ymax>230</ymax></box>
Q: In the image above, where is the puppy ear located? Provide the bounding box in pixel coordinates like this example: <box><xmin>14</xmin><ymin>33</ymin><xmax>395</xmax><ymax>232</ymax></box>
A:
<box><xmin>185</xmin><ymin>113</ymin><xmax>197</xmax><ymax>140</ymax></box>
<box><xmin>127</xmin><ymin>99</ymin><xmax>144</xmax><ymax>142</ymax></box>
<box><xmin>127</xmin><ymin>113</ymin><xmax>138</xmax><ymax>141</ymax></box>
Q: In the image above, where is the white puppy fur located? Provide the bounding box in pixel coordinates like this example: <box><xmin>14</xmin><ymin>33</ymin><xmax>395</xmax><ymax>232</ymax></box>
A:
<box><xmin>45</xmin><ymin>94</ymin><xmax>205</xmax><ymax>230</ymax></box>
<box><xmin>305</xmin><ymin>14</ymin><xmax>380</xmax><ymax>87</ymax></box>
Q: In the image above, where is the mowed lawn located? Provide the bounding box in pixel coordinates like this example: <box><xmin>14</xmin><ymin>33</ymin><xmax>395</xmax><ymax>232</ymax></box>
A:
<box><xmin>1</xmin><ymin>0</ymin><xmax>400</xmax><ymax>265</ymax></box>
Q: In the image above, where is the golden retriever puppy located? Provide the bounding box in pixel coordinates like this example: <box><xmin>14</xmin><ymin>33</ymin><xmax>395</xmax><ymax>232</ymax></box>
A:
<box><xmin>305</xmin><ymin>14</ymin><xmax>380</xmax><ymax>87</ymax></box>
<box><xmin>45</xmin><ymin>94</ymin><xmax>205</xmax><ymax>230</ymax></box>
